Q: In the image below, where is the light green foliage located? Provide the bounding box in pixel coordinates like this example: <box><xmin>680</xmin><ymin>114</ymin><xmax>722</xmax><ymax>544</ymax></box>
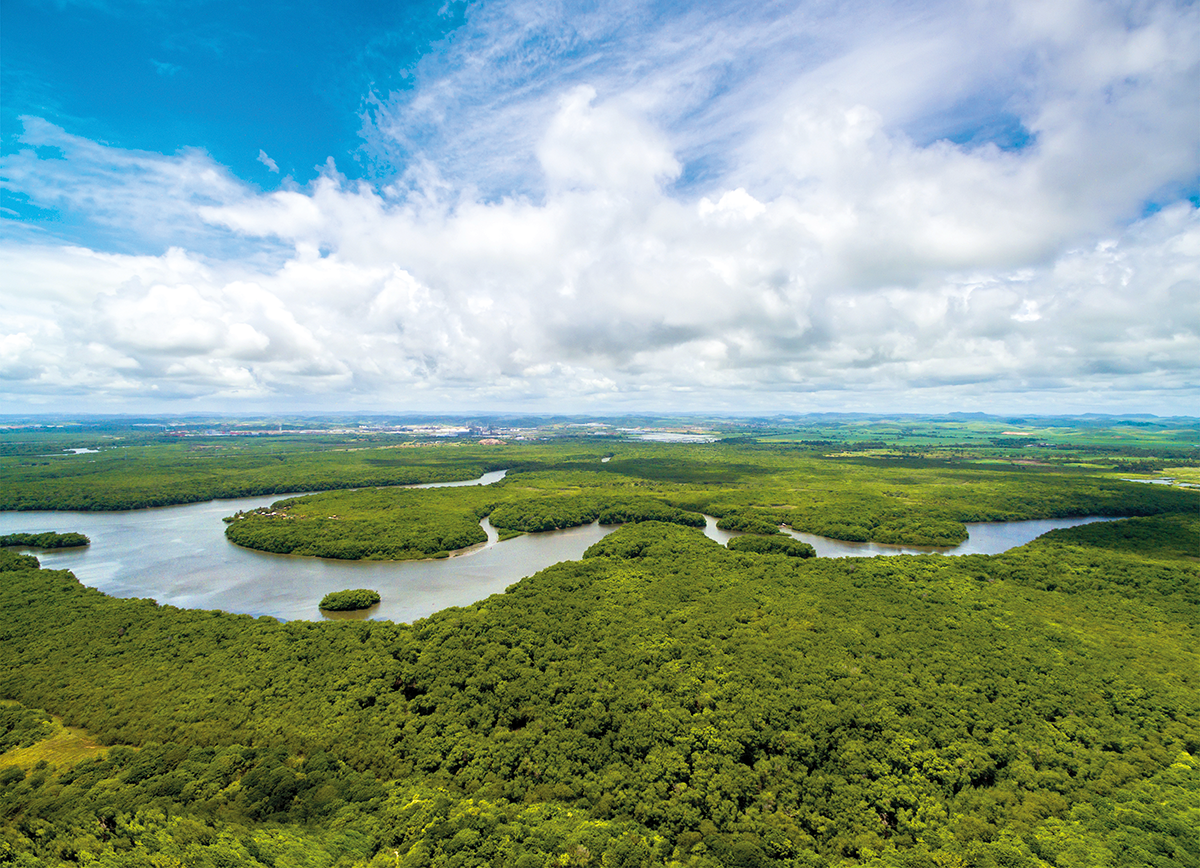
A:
<box><xmin>319</xmin><ymin>589</ymin><xmax>382</xmax><ymax>611</ymax></box>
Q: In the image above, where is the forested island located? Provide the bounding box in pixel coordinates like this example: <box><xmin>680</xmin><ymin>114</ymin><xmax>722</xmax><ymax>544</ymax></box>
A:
<box><xmin>216</xmin><ymin>447</ymin><xmax>1182</xmax><ymax>561</ymax></box>
<box><xmin>0</xmin><ymin>416</ymin><xmax>1197</xmax><ymax>867</ymax></box>
<box><xmin>319</xmin><ymin>589</ymin><xmax>382</xmax><ymax>611</ymax></box>
<box><xmin>0</xmin><ymin>532</ymin><xmax>89</xmax><ymax>549</ymax></box>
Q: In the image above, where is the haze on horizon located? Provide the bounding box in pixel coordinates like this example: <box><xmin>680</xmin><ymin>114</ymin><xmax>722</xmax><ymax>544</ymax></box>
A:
<box><xmin>1</xmin><ymin>0</ymin><xmax>1197</xmax><ymax>417</ymax></box>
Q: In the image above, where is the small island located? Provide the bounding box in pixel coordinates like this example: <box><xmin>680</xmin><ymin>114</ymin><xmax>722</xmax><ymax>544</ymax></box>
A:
<box><xmin>318</xmin><ymin>588</ymin><xmax>381</xmax><ymax>611</ymax></box>
<box><xmin>0</xmin><ymin>532</ymin><xmax>90</xmax><ymax>549</ymax></box>
<box><xmin>727</xmin><ymin>534</ymin><xmax>816</xmax><ymax>557</ymax></box>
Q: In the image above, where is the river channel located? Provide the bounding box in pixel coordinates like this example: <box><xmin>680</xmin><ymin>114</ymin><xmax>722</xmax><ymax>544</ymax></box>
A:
<box><xmin>1</xmin><ymin>470</ymin><xmax>1116</xmax><ymax>623</ymax></box>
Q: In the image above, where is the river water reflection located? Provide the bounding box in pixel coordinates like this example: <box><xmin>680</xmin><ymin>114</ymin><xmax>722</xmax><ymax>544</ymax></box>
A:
<box><xmin>1</xmin><ymin>473</ymin><xmax>1116</xmax><ymax>623</ymax></box>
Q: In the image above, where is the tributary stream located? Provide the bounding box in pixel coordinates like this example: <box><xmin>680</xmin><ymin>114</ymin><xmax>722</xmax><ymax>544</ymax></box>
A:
<box><xmin>1</xmin><ymin>470</ymin><xmax>1117</xmax><ymax>623</ymax></box>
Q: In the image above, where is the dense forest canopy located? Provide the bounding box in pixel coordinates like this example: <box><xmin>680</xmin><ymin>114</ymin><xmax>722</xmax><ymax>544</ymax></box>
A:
<box><xmin>0</xmin><ymin>418</ymin><xmax>1197</xmax><ymax>867</ymax></box>
<box><xmin>217</xmin><ymin>447</ymin><xmax>1192</xmax><ymax>560</ymax></box>
<box><xmin>3</xmin><ymin>414</ymin><xmax>1197</xmax><ymax>514</ymax></box>
<box><xmin>0</xmin><ymin>532</ymin><xmax>89</xmax><ymax>549</ymax></box>
<box><xmin>319</xmin><ymin>589</ymin><xmax>382</xmax><ymax>611</ymax></box>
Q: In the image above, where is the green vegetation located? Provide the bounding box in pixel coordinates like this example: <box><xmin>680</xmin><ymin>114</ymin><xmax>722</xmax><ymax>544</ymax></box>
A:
<box><xmin>1</xmin><ymin>418</ymin><xmax>1198</xmax><ymax>866</ymax></box>
<box><xmin>5</xmin><ymin>413</ymin><xmax>1197</xmax><ymax>514</ymax></box>
<box><xmin>223</xmin><ymin>473</ymin><xmax>713</xmax><ymax>559</ymax></box>
<box><xmin>0</xmin><ymin>707</ymin><xmax>106</xmax><ymax>772</ymax></box>
<box><xmin>319</xmin><ymin>589</ymin><xmax>382</xmax><ymax>611</ymax></box>
<box><xmin>2</xmin><ymin>502</ymin><xmax>1198</xmax><ymax>865</ymax></box>
<box><xmin>727</xmin><ymin>534</ymin><xmax>816</xmax><ymax>558</ymax></box>
<box><xmin>224</xmin><ymin>487</ymin><xmax>493</xmax><ymax>559</ymax></box>
<box><xmin>0</xmin><ymin>702</ymin><xmax>54</xmax><ymax>754</ymax></box>
<box><xmin>221</xmin><ymin>445</ymin><xmax>1192</xmax><ymax>558</ymax></box>
<box><xmin>0</xmin><ymin>532</ymin><xmax>89</xmax><ymax>549</ymax></box>
<box><xmin>490</xmin><ymin>493</ymin><xmax>707</xmax><ymax>535</ymax></box>
<box><xmin>0</xmin><ymin>434</ymin><xmax>506</xmax><ymax>511</ymax></box>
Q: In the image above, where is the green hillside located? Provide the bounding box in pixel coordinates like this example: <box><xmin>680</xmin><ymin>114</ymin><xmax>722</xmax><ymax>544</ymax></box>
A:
<box><xmin>1</xmin><ymin>506</ymin><xmax>1197</xmax><ymax>866</ymax></box>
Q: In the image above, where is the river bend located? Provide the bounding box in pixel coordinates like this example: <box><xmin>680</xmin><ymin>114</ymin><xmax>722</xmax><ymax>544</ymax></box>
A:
<box><xmin>1</xmin><ymin>471</ymin><xmax>1116</xmax><ymax>623</ymax></box>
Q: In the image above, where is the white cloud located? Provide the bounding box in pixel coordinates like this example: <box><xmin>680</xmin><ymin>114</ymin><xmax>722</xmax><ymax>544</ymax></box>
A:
<box><xmin>1</xmin><ymin>0</ymin><xmax>1197</xmax><ymax>412</ymax></box>
<box><xmin>1</xmin><ymin>118</ymin><xmax>270</xmax><ymax>257</ymax></box>
<box><xmin>537</xmin><ymin>86</ymin><xmax>681</xmax><ymax>196</ymax></box>
<box><xmin>257</xmin><ymin>149</ymin><xmax>280</xmax><ymax>173</ymax></box>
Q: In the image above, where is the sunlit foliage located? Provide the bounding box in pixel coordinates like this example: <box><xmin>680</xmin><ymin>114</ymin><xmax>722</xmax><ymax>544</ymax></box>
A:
<box><xmin>1</xmin><ymin>426</ymin><xmax>1197</xmax><ymax>866</ymax></box>
<box><xmin>2</xmin><ymin>507</ymin><xmax>1197</xmax><ymax>865</ymax></box>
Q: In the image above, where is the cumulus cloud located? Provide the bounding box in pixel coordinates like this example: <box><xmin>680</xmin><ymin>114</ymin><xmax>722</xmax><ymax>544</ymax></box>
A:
<box><xmin>537</xmin><ymin>86</ymin><xmax>680</xmax><ymax>196</ymax></box>
<box><xmin>1</xmin><ymin>0</ymin><xmax>1197</xmax><ymax>412</ymax></box>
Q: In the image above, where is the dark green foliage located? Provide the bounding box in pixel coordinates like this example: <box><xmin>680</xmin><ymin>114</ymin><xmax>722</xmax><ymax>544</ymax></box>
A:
<box><xmin>0</xmin><ymin>532</ymin><xmax>89</xmax><ymax>549</ymax></box>
<box><xmin>225</xmin><ymin>487</ymin><xmax>492</xmax><ymax>559</ymax></box>
<box><xmin>716</xmin><ymin>510</ymin><xmax>784</xmax><ymax>535</ymax></box>
<box><xmin>0</xmin><ymin>704</ymin><xmax>53</xmax><ymax>753</ymax></box>
<box><xmin>225</xmin><ymin>480</ymin><xmax>709</xmax><ymax>560</ymax></box>
<box><xmin>0</xmin><ymin>436</ymin><xmax>506</xmax><ymax>511</ymax></box>
<box><xmin>1</xmin><ymin>511</ymin><xmax>1197</xmax><ymax>866</ymax></box>
<box><xmin>727</xmin><ymin>535</ymin><xmax>816</xmax><ymax>558</ymax></box>
<box><xmin>596</xmin><ymin>497</ymin><xmax>706</xmax><ymax>528</ymax></box>
<box><xmin>1</xmin><ymin>430</ymin><xmax>1198</xmax><ymax>866</ymax></box>
<box><xmin>488</xmin><ymin>494</ymin><xmax>601</xmax><ymax>533</ymax></box>
<box><xmin>319</xmin><ymin>589</ymin><xmax>381</xmax><ymax>611</ymax></box>
<box><xmin>988</xmin><ymin>512</ymin><xmax>1200</xmax><ymax>616</ymax></box>
<box><xmin>0</xmin><ymin>548</ymin><xmax>40</xmax><ymax>572</ymax></box>
<box><xmin>0</xmin><ymin>733</ymin><xmax>665</xmax><ymax>867</ymax></box>
<box><xmin>1039</xmin><ymin>511</ymin><xmax>1199</xmax><ymax>562</ymax></box>
<box><xmin>583</xmin><ymin>519</ymin><xmax>718</xmax><ymax>560</ymax></box>
<box><xmin>488</xmin><ymin>492</ymin><xmax>705</xmax><ymax>534</ymax></box>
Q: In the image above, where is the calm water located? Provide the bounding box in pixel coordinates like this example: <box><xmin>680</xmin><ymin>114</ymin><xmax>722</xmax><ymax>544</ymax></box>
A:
<box><xmin>2</xmin><ymin>473</ymin><xmax>1116</xmax><ymax>623</ymax></box>
<box><xmin>778</xmin><ymin>516</ymin><xmax>1117</xmax><ymax>557</ymax></box>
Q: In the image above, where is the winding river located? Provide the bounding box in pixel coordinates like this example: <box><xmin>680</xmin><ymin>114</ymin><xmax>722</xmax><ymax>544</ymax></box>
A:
<box><xmin>1</xmin><ymin>470</ymin><xmax>1116</xmax><ymax>623</ymax></box>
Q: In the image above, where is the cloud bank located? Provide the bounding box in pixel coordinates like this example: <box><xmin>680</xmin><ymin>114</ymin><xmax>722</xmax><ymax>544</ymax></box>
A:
<box><xmin>1</xmin><ymin>0</ymin><xmax>1197</xmax><ymax>413</ymax></box>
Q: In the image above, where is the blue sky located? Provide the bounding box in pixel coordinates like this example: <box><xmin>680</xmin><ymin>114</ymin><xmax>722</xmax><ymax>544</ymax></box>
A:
<box><xmin>2</xmin><ymin>1</ymin><xmax>461</xmax><ymax>202</ymax></box>
<box><xmin>1</xmin><ymin>0</ymin><xmax>1198</xmax><ymax>414</ymax></box>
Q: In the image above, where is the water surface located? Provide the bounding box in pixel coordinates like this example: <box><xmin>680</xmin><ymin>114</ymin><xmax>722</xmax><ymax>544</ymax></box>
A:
<box><xmin>2</xmin><ymin>477</ymin><xmax>1117</xmax><ymax>622</ymax></box>
<box><xmin>778</xmin><ymin>516</ymin><xmax>1118</xmax><ymax>558</ymax></box>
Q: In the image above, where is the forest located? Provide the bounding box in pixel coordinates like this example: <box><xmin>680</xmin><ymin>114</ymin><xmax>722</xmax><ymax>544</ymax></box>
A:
<box><xmin>0</xmin><ymin>533</ymin><xmax>89</xmax><ymax>550</ymax></box>
<box><xmin>218</xmin><ymin>448</ymin><xmax>1190</xmax><ymax>560</ymax></box>
<box><xmin>0</xmin><ymin>419</ymin><xmax>1197</xmax><ymax>867</ymax></box>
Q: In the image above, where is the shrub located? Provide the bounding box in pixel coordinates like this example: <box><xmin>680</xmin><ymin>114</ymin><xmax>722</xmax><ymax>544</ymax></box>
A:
<box><xmin>317</xmin><ymin>589</ymin><xmax>381</xmax><ymax>611</ymax></box>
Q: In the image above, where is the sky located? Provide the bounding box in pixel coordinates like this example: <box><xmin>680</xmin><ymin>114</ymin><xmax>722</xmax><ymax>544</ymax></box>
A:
<box><xmin>1</xmin><ymin>0</ymin><xmax>1197</xmax><ymax>416</ymax></box>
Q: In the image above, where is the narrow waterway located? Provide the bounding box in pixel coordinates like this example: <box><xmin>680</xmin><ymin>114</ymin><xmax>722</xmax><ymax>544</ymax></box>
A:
<box><xmin>2</xmin><ymin>473</ymin><xmax>1118</xmax><ymax>623</ymax></box>
<box><xmin>777</xmin><ymin>516</ymin><xmax>1119</xmax><ymax>558</ymax></box>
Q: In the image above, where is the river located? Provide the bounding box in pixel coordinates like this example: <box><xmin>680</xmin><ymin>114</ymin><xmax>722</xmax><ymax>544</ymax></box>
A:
<box><xmin>1</xmin><ymin>471</ymin><xmax>1117</xmax><ymax>623</ymax></box>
